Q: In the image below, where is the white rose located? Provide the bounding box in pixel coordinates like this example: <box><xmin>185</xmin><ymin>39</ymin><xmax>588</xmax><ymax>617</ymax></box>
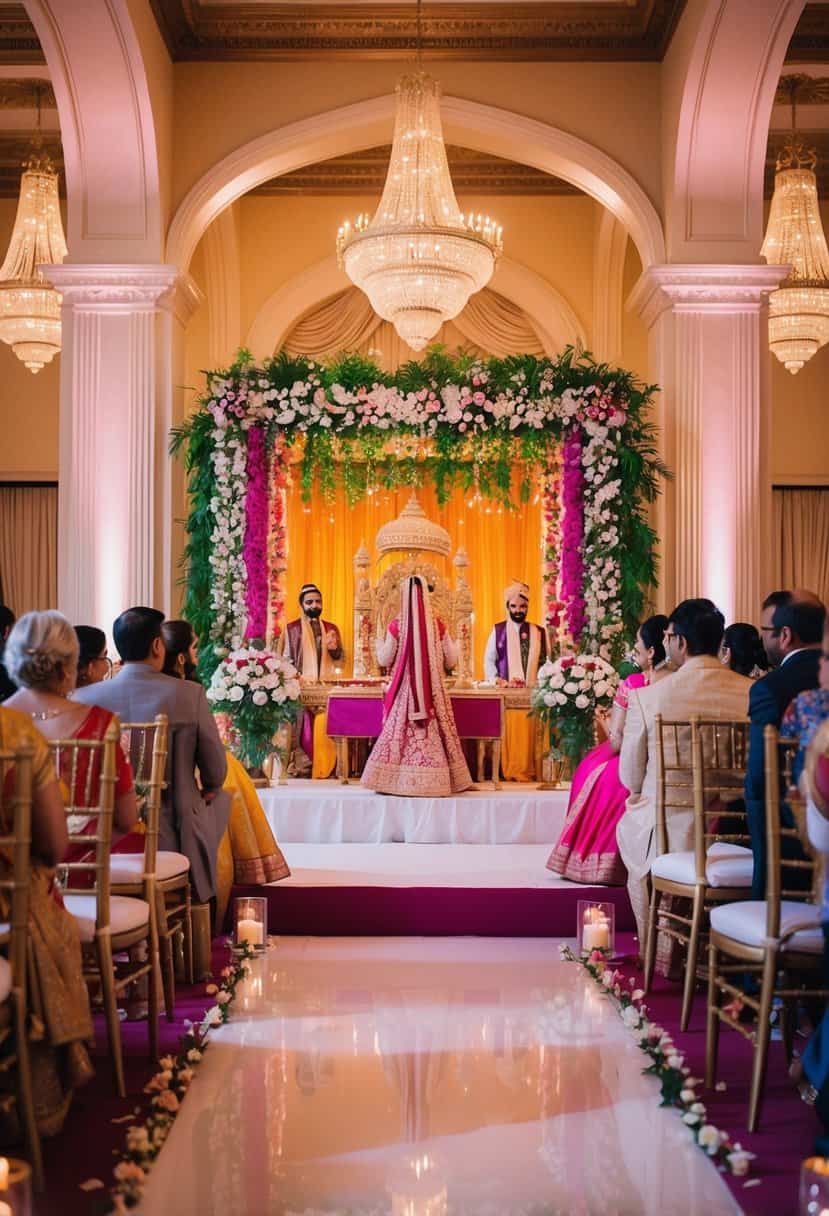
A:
<box><xmin>727</xmin><ymin>1149</ymin><xmax>753</xmax><ymax>1176</ymax></box>
<box><xmin>554</xmin><ymin>692</ymin><xmax>567</xmax><ymax>706</ymax></box>
<box><xmin>271</xmin><ymin>689</ymin><xmax>285</xmax><ymax>703</ymax></box>
<box><xmin>698</xmin><ymin>1125</ymin><xmax>721</xmax><ymax>1155</ymax></box>
<box><xmin>575</xmin><ymin>694</ymin><xmax>590</xmax><ymax>709</ymax></box>
<box><xmin>563</xmin><ymin>681</ymin><xmax>578</xmax><ymax>695</ymax></box>
<box><xmin>227</xmin><ymin>685</ymin><xmax>244</xmax><ymax>703</ymax></box>
<box><xmin>622</xmin><ymin>1005</ymin><xmax>641</xmax><ymax>1029</ymax></box>
<box><xmin>571</xmin><ymin>665</ymin><xmax>586</xmax><ymax>679</ymax></box>
<box><xmin>252</xmin><ymin>690</ymin><xmax>268</xmax><ymax>707</ymax></box>
<box><xmin>550</xmin><ymin>674</ymin><xmax>565</xmax><ymax>689</ymax></box>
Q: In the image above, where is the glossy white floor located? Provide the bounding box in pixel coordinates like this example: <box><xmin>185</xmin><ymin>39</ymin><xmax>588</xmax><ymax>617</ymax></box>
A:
<box><xmin>138</xmin><ymin>938</ymin><xmax>741</xmax><ymax>1216</ymax></box>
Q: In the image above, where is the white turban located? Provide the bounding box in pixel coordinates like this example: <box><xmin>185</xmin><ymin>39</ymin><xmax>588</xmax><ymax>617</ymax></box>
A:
<box><xmin>504</xmin><ymin>580</ymin><xmax>530</xmax><ymax>604</ymax></box>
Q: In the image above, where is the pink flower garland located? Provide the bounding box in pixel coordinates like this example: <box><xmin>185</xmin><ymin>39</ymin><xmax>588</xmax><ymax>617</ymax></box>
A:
<box><xmin>561</xmin><ymin>428</ymin><xmax>587</xmax><ymax>646</ymax></box>
<box><xmin>267</xmin><ymin>440</ymin><xmax>289</xmax><ymax>642</ymax></box>
<box><xmin>243</xmin><ymin>425</ymin><xmax>269</xmax><ymax>640</ymax></box>
<box><xmin>542</xmin><ymin>451</ymin><xmax>564</xmax><ymax>655</ymax></box>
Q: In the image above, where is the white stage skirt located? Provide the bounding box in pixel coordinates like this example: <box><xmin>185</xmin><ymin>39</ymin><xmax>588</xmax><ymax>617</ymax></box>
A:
<box><xmin>258</xmin><ymin>780</ymin><xmax>569</xmax><ymax>845</ymax></box>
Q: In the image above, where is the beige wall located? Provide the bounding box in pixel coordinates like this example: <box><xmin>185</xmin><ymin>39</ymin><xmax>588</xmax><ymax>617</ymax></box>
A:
<box><xmin>170</xmin><ymin>61</ymin><xmax>664</xmax><ymax>224</ymax></box>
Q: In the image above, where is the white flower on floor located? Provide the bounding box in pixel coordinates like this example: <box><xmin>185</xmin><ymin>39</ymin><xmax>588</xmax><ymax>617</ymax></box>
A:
<box><xmin>698</xmin><ymin>1125</ymin><xmax>722</xmax><ymax>1155</ymax></box>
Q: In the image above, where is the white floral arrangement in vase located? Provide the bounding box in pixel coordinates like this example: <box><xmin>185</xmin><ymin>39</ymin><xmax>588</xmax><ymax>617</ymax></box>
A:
<box><xmin>206</xmin><ymin>646</ymin><xmax>301</xmax><ymax>769</ymax></box>
<box><xmin>532</xmin><ymin>653</ymin><xmax>618</xmax><ymax>770</ymax></box>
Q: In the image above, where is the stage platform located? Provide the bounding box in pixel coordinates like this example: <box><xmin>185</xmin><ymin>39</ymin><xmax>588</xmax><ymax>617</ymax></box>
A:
<box><xmin>258</xmin><ymin>780</ymin><xmax>570</xmax><ymax>845</ymax></box>
<box><xmin>230</xmin><ymin>843</ymin><xmax>634</xmax><ymax>937</ymax></box>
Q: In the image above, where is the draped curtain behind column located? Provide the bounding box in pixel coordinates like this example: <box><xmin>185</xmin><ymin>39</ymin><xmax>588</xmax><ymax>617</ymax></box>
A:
<box><xmin>284</xmin><ymin>479</ymin><xmax>543</xmax><ymax>678</ymax></box>
<box><xmin>0</xmin><ymin>484</ymin><xmax>58</xmax><ymax>613</ymax></box>
<box><xmin>772</xmin><ymin>488</ymin><xmax>829</xmax><ymax>605</ymax></box>
<box><xmin>283</xmin><ymin>286</ymin><xmax>549</xmax><ymax>371</ymax></box>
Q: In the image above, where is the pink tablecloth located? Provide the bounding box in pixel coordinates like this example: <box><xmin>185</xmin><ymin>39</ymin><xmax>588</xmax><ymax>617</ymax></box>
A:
<box><xmin>327</xmin><ymin>693</ymin><xmax>502</xmax><ymax>739</ymax></box>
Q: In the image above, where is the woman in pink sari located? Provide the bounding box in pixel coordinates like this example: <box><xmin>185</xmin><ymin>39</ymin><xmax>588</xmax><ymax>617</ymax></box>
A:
<box><xmin>362</xmin><ymin>575</ymin><xmax>472</xmax><ymax>797</ymax></box>
<box><xmin>546</xmin><ymin>615</ymin><xmax>671</xmax><ymax>884</ymax></box>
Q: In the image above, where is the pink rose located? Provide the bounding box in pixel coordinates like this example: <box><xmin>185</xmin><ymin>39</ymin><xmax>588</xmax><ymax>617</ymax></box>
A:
<box><xmin>154</xmin><ymin>1089</ymin><xmax>180</xmax><ymax>1113</ymax></box>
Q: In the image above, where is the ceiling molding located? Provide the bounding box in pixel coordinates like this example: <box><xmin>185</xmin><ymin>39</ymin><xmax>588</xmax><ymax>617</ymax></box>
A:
<box><xmin>250</xmin><ymin>144</ymin><xmax>581</xmax><ymax>196</ymax></box>
<box><xmin>785</xmin><ymin>4</ymin><xmax>829</xmax><ymax>64</ymax></box>
<box><xmin>148</xmin><ymin>0</ymin><xmax>687</xmax><ymax>62</ymax></box>
<box><xmin>0</xmin><ymin>6</ymin><xmax>43</xmax><ymax>64</ymax></box>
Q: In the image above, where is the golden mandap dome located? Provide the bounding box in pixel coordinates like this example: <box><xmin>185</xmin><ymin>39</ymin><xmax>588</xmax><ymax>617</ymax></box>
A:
<box><xmin>375</xmin><ymin>494</ymin><xmax>451</xmax><ymax>557</ymax></box>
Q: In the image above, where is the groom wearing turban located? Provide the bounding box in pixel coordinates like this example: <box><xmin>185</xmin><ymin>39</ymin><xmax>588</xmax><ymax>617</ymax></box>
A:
<box><xmin>484</xmin><ymin>581</ymin><xmax>548</xmax><ymax>780</ymax></box>
<box><xmin>281</xmin><ymin>584</ymin><xmax>343</xmax><ymax>777</ymax></box>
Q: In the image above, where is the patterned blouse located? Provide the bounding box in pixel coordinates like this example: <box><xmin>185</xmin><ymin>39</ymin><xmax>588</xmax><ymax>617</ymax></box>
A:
<box><xmin>781</xmin><ymin>687</ymin><xmax>829</xmax><ymax>784</ymax></box>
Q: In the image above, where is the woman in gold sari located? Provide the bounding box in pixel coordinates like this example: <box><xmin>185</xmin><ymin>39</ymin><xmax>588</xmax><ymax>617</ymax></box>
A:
<box><xmin>161</xmin><ymin>622</ymin><xmax>290</xmax><ymax>926</ymax></box>
<box><xmin>0</xmin><ymin>703</ymin><xmax>94</xmax><ymax>1136</ymax></box>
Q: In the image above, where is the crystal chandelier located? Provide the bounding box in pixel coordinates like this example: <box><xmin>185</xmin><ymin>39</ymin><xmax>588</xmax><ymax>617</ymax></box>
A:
<box><xmin>761</xmin><ymin>80</ymin><xmax>829</xmax><ymax>375</ymax></box>
<box><xmin>337</xmin><ymin>55</ymin><xmax>502</xmax><ymax>350</ymax></box>
<box><xmin>0</xmin><ymin>95</ymin><xmax>67</xmax><ymax>375</ymax></box>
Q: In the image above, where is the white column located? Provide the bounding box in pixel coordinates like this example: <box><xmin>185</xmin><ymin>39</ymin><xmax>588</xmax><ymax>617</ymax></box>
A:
<box><xmin>628</xmin><ymin>264</ymin><xmax>786</xmax><ymax>625</ymax></box>
<box><xmin>43</xmin><ymin>264</ymin><xmax>199</xmax><ymax>630</ymax></box>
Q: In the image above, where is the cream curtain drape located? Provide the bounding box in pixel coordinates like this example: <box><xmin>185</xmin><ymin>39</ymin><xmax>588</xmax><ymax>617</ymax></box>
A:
<box><xmin>283</xmin><ymin>286</ymin><xmax>547</xmax><ymax>370</ymax></box>
<box><xmin>0</xmin><ymin>484</ymin><xmax>58</xmax><ymax>613</ymax></box>
<box><xmin>772</xmin><ymin>487</ymin><xmax>829</xmax><ymax>604</ymax></box>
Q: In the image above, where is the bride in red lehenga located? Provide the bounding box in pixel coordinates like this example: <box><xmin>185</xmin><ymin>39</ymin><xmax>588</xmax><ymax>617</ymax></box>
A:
<box><xmin>361</xmin><ymin>574</ymin><xmax>472</xmax><ymax>797</ymax></box>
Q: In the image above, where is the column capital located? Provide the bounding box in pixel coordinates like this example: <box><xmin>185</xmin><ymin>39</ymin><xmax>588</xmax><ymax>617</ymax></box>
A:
<box><xmin>40</xmin><ymin>263</ymin><xmax>184</xmax><ymax>309</ymax></box>
<box><xmin>628</xmin><ymin>263</ymin><xmax>789</xmax><ymax>328</ymax></box>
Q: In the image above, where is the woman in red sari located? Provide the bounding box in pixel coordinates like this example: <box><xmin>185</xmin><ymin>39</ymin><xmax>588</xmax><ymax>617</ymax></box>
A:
<box><xmin>362</xmin><ymin>575</ymin><xmax>472</xmax><ymax>797</ymax></box>
<box><xmin>5</xmin><ymin>612</ymin><xmax>138</xmax><ymax>852</ymax></box>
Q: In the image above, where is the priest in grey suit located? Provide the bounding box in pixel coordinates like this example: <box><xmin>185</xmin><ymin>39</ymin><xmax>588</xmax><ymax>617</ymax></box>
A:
<box><xmin>73</xmin><ymin>607</ymin><xmax>229</xmax><ymax>904</ymax></box>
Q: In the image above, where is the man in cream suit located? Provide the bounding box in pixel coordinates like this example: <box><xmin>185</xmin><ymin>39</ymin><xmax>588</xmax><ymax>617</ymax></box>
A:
<box><xmin>73</xmin><ymin>607</ymin><xmax>229</xmax><ymax>906</ymax></box>
<box><xmin>618</xmin><ymin>599</ymin><xmax>751</xmax><ymax>948</ymax></box>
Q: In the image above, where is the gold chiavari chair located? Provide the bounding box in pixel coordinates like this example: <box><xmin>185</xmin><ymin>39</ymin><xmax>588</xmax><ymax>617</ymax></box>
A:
<box><xmin>113</xmin><ymin>720</ymin><xmax>193</xmax><ymax>998</ymax></box>
<box><xmin>644</xmin><ymin>717</ymin><xmax>752</xmax><ymax>1029</ymax></box>
<box><xmin>51</xmin><ymin>722</ymin><xmax>160</xmax><ymax>1097</ymax></box>
<box><xmin>109</xmin><ymin>717</ymin><xmax>178</xmax><ymax>1017</ymax></box>
<box><xmin>0</xmin><ymin>742</ymin><xmax>42</xmax><ymax>1189</ymax></box>
<box><xmin>706</xmin><ymin>727</ymin><xmax>827</xmax><ymax>1131</ymax></box>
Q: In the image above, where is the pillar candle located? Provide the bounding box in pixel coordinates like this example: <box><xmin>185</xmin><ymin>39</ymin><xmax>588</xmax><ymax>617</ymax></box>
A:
<box><xmin>237</xmin><ymin>918</ymin><xmax>264</xmax><ymax>947</ymax></box>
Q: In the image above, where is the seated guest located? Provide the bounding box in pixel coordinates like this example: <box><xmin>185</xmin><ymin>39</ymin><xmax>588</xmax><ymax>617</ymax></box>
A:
<box><xmin>781</xmin><ymin>615</ymin><xmax>829</xmax><ymax>786</ymax></box>
<box><xmin>0</xmin><ymin>703</ymin><xmax>93</xmax><ymax>1135</ymax></box>
<box><xmin>618</xmin><ymin>598</ymin><xmax>751</xmax><ymax>949</ymax></box>
<box><xmin>0</xmin><ymin>605</ymin><xmax>15</xmax><ymax>702</ymax></box>
<box><xmin>161</xmin><ymin>619</ymin><xmax>290</xmax><ymax>928</ymax></box>
<box><xmin>74</xmin><ymin>625</ymin><xmax>113</xmax><ymax>688</ymax></box>
<box><xmin>73</xmin><ymin>607</ymin><xmax>229</xmax><ymax>905</ymax></box>
<box><xmin>745</xmin><ymin>590</ymin><xmax>826</xmax><ymax>898</ymax></box>
<box><xmin>720</xmin><ymin>622</ymin><xmax>768</xmax><ymax>679</ymax></box>
<box><xmin>547</xmin><ymin>614</ymin><xmax>670</xmax><ymax>884</ymax></box>
<box><xmin>4</xmin><ymin>612</ymin><xmax>138</xmax><ymax>845</ymax></box>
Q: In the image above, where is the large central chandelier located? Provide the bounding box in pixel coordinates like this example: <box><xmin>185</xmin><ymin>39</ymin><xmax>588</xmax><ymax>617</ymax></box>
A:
<box><xmin>761</xmin><ymin>80</ymin><xmax>829</xmax><ymax>375</ymax></box>
<box><xmin>337</xmin><ymin>70</ymin><xmax>502</xmax><ymax>350</ymax></box>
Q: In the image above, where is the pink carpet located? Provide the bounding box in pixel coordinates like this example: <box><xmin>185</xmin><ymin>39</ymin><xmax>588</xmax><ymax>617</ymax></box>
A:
<box><xmin>611</xmin><ymin>932</ymin><xmax>817</xmax><ymax>1215</ymax></box>
<box><xmin>35</xmin><ymin>943</ymin><xmax>229</xmax><ymax>1216</ymax></box>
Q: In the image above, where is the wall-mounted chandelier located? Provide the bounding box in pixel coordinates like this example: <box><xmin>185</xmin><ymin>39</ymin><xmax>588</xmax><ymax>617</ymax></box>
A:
<box><xmin>0</xmin><ymin>87</ymin><xmax>67</xmax><ymax>375</ymax></box>
<box><xmin>336</xmin><ymin>13</ymin><xmax>502</xmax><ymax>351</ymax></box>
<box><xmin>761</xmin><ymin>77</ymin><xmax>829</xmax><ymax>375</ymax></box>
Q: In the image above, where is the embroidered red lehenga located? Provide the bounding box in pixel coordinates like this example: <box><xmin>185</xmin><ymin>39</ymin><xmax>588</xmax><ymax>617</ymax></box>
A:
<box><xmin>361</xmin><ymin>576</ymin><xmax>472</xmax><ymax>797</ymax></box>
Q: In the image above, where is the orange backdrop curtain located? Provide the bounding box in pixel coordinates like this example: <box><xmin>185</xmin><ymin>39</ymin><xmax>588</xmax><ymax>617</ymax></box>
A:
<box><xmin>284</xmin><ymin>478</ymin><xmax>544</xmax><ymax>678</ymax></box>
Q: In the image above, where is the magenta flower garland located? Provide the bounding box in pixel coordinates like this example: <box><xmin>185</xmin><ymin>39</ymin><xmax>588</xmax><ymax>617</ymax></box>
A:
<box><xmin>243</xmin><ymin>425</ymin><xmax>269</xmax><ymax>640</ymax></box>
<box><xmin>560</xmin><ymin>429</ymin><xmax>587</xmax><ymax>646</ymax></box>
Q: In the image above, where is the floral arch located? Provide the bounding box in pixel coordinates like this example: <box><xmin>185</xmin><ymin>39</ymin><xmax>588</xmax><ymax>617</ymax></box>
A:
<box><xmin>175</xmin><ymin>346</ymin><xmax>665</xmax><ymax>682</ymax></box>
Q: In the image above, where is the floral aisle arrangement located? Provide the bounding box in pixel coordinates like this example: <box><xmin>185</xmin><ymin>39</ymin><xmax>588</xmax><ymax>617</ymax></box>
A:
<box><xmin>172</xmin><ymin>347</ymin><xmax>665</xmax><ymax>687</ymax></box>
<box><xmin>110</xmin><ymin>944</ymin><xmax>255</xmax><ymax>1212</ymax></box>
<box><xmin>532</xmin><ymin>653</ymin><xmax>618</xmax><ymax>769</ymax></box>
<box><xmin>557</xmin><ymin>944</ymin><xmax>754</xmax><ymax>1179</ymax></box>
<box><xmin>205</xmin><ymin>646</ymin><xmax>301</xmax><ymax>769</ymax></box>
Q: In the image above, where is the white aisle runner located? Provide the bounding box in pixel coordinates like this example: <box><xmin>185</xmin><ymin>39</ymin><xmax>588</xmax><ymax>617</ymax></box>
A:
<box><xmin>259</xmin><ymin>781</ymin><xmax>569</xmax><ymax>844</ymax></box>
<box><xmin>138</xmin><ymin>938</ymin><xmax>740</xmax><ymax>1216</ymax></box>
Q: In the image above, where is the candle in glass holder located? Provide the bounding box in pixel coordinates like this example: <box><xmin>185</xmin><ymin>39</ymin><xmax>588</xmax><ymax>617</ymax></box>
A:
<box><xmin>0</xmin><ymin>1158</ymin><xmax>31</xmax><ymax>1216</ymax></box>
<box><xmin>234</xmin><ymin>896</ymin><xmax>267</xmax><ymax>952</ymax></box>
<box><xmin>582</xmin><ymin>911</ymin><xmax>610</xmax><ymax>952</ymax></box>
<box><xmin>237</xmin><ymin>917</ymin><xmax>264</xmax><ymax>947</ymax></box>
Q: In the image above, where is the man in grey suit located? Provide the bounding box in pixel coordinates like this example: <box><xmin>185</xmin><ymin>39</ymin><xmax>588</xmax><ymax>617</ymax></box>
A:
<box><xmin>73</xmin><ymin>607</ymin><xmax>229</xmax><ymax>905</ymax></box>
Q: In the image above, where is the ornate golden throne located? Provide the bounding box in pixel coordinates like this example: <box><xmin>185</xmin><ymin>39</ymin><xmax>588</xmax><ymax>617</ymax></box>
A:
<box><xmin>351</xmin><ymin>495</ymin><xmax>475</xmax><ymax>684</ymax></box>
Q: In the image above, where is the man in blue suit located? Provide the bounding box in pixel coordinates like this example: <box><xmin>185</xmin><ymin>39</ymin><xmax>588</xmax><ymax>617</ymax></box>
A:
<box><xmin>746</xmin><ymin>589</ymin><xmax>825</xmax><ymax>897</ymax></box>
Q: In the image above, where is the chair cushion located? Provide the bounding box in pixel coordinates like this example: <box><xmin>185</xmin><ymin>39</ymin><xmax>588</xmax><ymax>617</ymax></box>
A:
<box><xmin>710</xmin><ymin>899</ymin><xmax>823</xmax><ymax>952</ymax></box>
<box><xmin>0</xmin><ymin>957</ymin><xmax>12</xmax><ymax>1004</ymax></box>
<box><xmin>110</xmin><ymin>851</ymin><xmax>190</xmax><ymax>885</ymax></box>
<box><xmin>651</xmin><ymin>841</ymin><xmax>754</xmax><ymax>888</ymax></box>
<box><xmin>64</xmin><ymin>894</ymin><xmax>150</xmax><ymax>943</ymax></box>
